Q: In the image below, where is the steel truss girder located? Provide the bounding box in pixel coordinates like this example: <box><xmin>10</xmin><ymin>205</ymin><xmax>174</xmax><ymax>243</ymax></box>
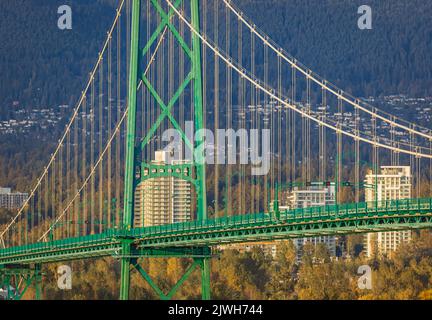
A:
<box><xmin>134</xmin><ymin>213</ymin><xmax>432</xmax><ymax>248</ymax></box>
<box><xmin>1</xmin><ymin>212</ymin><xmax>432</xmax><ymax>265</ymax></box>
<box><xmin>129</xmin><ymin>246</ymin><xmax>212</xmax><ymax>258</ymax></box>
<box><xmin>1</xmin><ymin>213</ymin><xmax>431</xmax><ymax>265</ymax></box>
<box><xmin>0</xmin><ymin>264</ymin><xmax>42</xmax><ymax>300</ymax></box>
<box><xmin>0</xmin><ymin>240</ymin><xmax>121</xmax><ymax>265</ymax></box>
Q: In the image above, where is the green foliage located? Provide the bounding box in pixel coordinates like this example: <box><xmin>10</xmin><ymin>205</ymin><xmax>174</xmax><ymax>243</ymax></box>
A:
<box><xmin>20</xmin><ymin>231</ymin><xmax>431</xmax><ymax>300</ymax></box>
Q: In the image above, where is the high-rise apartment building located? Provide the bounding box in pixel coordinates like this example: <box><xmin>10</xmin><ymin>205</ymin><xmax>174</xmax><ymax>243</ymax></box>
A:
<box><xmin>288</xmin><ymin>184</ymin><xmax>336</xmax><ymax>263</ymax></box>
<box><xmin>134</xmin><ymin>151</ymin><xmax>192</xmax><ymax>227</ymax></box>
<box><xmin>364</xmin><ymin>166</ymin><xmax>412</xmax><ymax>257</ymax></box>
<box><xmin>0</xmin><ymin>188</ymin><xmax>28</xmax><ymax>210</ymax></box>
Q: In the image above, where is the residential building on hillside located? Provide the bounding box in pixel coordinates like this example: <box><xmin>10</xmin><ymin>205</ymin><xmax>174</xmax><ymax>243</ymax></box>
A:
<box><xmin>364</xmin><ymin>166</ymin><xmax>412</xmax><ymax>257</ymax></box>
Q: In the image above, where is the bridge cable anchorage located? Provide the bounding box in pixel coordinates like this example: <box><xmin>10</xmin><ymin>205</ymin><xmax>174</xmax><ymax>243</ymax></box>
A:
<box><xmin>0</xmin><ymin>0</ymin><xmax>127</xmax><ymax>241</ymax></box>
<box><xmin>164</xmin><ymin>0</ymin><xmax>432</xmax><ymax>159</ymax></box>
<box><xmin>38</xmin><ymin>26</ymin><xmax>168</xmax><ymax>241</ymax></box>
<box><xmin>221</xmin><ymin>0</ymin><xmax>432</xmax><ymax>142</ymax></box>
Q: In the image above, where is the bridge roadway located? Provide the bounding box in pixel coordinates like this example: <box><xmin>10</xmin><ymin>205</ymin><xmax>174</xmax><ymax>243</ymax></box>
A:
<box><xmin>1</xmin><ymin>198</ymin><xmax>432</xmax><ymax>266</ymax></box>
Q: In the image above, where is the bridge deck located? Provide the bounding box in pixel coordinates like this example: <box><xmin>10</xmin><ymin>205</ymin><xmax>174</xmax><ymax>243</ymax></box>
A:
<box><xmin>1</xmin><ymin>198</ymin><xmax>432</xmax><ymax>265</ymax></box>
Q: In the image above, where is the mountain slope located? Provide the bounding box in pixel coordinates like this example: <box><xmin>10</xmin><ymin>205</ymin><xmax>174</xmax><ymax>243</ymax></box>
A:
<box><xmin>0</xmin><ymin>0</ymin><xmax>431</xmax><ymax>109</ymax></box>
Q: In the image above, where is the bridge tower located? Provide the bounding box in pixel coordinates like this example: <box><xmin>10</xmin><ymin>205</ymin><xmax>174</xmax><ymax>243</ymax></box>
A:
<box><xmin>119</xmin><ymin>0</ymin><xmax>210</xmax><ymax>300</ymax></box>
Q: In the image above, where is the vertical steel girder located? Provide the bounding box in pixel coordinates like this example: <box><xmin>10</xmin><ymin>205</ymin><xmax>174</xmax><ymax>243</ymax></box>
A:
<box><xmin>120</xmin><ymin>0</ymin><xmax>210</xmax><ymax>300</ymax></box>
<box><xmin>120</xmin><ymin>0</ymin><xmax>141</xmax><ymax>301</ymax></box>
<box><xmin>198</xmin><ymin>257</ymin><xmax>211</xmax><ymax>300</ymax></box>
<box><xmin>119</xmin><ymin>238</ymin><xmax>134</xmax><ymax>300</ymax></box>
<box><xmin>190</xmin><ymin>0</ymin><xmax>207</xmax><ymax>221</ymax></box>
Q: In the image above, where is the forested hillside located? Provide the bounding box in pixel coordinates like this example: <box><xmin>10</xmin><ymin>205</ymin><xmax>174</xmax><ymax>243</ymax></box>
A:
<box><xmin>237</xmin><ymin>0</ymin><xmax>432</xmax><ymax>97</ymax></box>
<box><xmin>1</xmin><ymin>0</ymin><xmax>432</xmax><ymax>112</ymax></box>
<box><xmin>0</xmin><ymin>0</ymin><xmax>431</xmax><ymax>191</ymax></box>
<box><xmin>0</xmin><ymin>0</ymin><xmax>117</xmax><ymax>113</ymax></box>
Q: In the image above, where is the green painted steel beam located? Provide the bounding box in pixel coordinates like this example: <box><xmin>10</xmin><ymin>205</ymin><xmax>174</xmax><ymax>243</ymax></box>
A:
<box><xmin>133</xmin><ymin>262</ymin><xmax>168</xmax><ymax>299</ymax></box>
<box><xmin>190</xmin><ymin>0</ymin><xmax>207</xmax><ymax>221</ymax></box>
<box><xmin>133</xmin><ymin>259</ymin><xmax>200</xmax><ymax>300</ymax></box>
<box><xmin>120</xmin><ymin>0</ymin><xmax>141</xmax><ymax>301</ymax></box>
<box><xmin>122</xmin><ymin>0</ymin><xmax>141</xmax><ymax>231</ymax></box>
<box><xmin>140</xmin><ymin>72</ymin><xmax>194</xmax><ymax>150</ymax></box>
<box><xmin>140</xmin><ymin>162</ymin><xmax>197</xmax><ymax>186</ymax></box>
<box><xmin>130</xmin><ymin>246</ymin><xmax>211</xmax><ymax>258</ymax></box>
<box><xmin>150</xmin><ymin>0</ymin><xmax>192</xmax><ymax>58</ymax></box>
<box><xmin>198</xmin><ymin>257</ymin><xmax>211</xmax><ymax>300</ymax></box>
<box><xmin>1</xmin><ymin>199</ymin><xmax>432</xmax><ymax>267</ymax></box>
<box><xmin>166</xmin><ymin>260</ymin><xmax>200</xmax><ymax>299</ymax></box>
<box><xmin>141</xmin><ymin>0</ymin><xmax>185</xmax><ymax>57</ymax></box>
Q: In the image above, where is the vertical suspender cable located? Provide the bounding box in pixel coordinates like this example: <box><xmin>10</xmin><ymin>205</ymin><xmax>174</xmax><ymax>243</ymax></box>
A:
<box><xmin>44</xmin><ymin>162</ymin><xmax>48</xmax><ymax>238</ymax></box>
<box><xmin>306</xmin><ymin>74</ymin><xmax>311</xmax><ymax>182</ymax></box>
<box><xmin>238</xmin><ymin>18</ymin><xmax>243</xmax><ymax>214</ymax></box>
<box><xmin>225</xmin><ymin>5</ymin><xmax>231</xmax><ymax>216</ymax></box>
<box><xmin>116</xmin><ymin>12</ymin><xmax>121</xmax><ymax>227</ymax></box>
<box><xmin>320</xmin><ymin>85</ymin><xmax>326</xmax><ymax>182</ymax></box>
<box><xmin>263</xmin><ymin>41</ymin><xmax>268</xmax><ymax>211</ymax></box>
<box><xmin>372</xmin><ymin>113</ymin><xmax>378</xmax><ymax>202</ymax></box>
<box><xmin>277</xmin><ymin>54</ymin><xmax>282</xmax><ymax>200</ymax></box>
<box><xmin>74</xmin><ymin>102</ymin><xmax>79</xmax><ymax>236</ymax></box>
<box><xmin>214</xmin><ymin>0</ymin><xmax>219</xmax><ymax>216</ymax></box>
<box><xmin>90</xmin><ymin>78</ymin><xmax>95</xmax><ymax>235</ymax></box>
<box><xmin>355</xmin><ymin>105</ymin><xmax>360</xmax><ymax>203</ymax></box>
<box><xmin>37</xmin><ymin>184</ymin><xmax>42</xmax><ymax>240</ymax></box>
<box><xmin>291</xmin><ymin>64</ymin><xmax>296</xmax><ymax>185</ymax></box>
<box><xmin>59</xmin><ymin>143</ymin><xmax>63</xmax><ymax>238</ymax></box>
<box><xmin>107</xmin><ymin>32</ymin><xmax>112</xmax><ymax>228</ymax></box>
<box><xmin>337</xmin><ymin>96</ymin><xmax>343</xmax><ymax>202</ymax></box>
<box><xmin>250</xmin><ymin>28</ymin><xmax>255</xmax><ymax>213</ymax></box>
<box><xmin>430</xmin><ymin>137</ymin><xmax>432</xmax><ymax>196</ymax></box>
<box><xmin>416</xmin><ymin>150</ymin><xmax>421</xmax><ymax>197</ymax></box>
<box><xmin>51</xmin><ymin>151</ymin><xmax>56</xmax><ymax>237</ymax></box>
<box><xmin>66</xmin><ymin>128</ymin><xmax>71</xmax><ymax>237</ymax></box>
<box><xmin>82</xmin><ymin>93</ymin><xmax>88</xmax><ymax>236</ymax></box>
<box><xmin>99</xmin><ymin>54</ymin><xmax>104</xmax><ymax>233</ymax></box>
<box><xmin>286</xmin><ymin>65</ymin><xmax>291</xmax><ymax>189</ymax></box>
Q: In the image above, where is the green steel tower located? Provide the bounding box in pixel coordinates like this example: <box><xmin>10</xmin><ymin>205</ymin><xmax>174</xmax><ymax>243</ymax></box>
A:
<box><xmin>120</xmin><ymin>0</ymin><xmax>210</xmax><ymax>300</ymax></box>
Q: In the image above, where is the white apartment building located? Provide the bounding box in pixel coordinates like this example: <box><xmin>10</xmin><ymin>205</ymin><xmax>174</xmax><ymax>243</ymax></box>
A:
<box><xmin>0</xmin><ymin>187</ymin><xmax>28</xmax><ymax>210</ymax></box>
<box><xmin>364</xmin><ymin>166</ymin><xmax>412</xmax><ymax>258</ymax></box>
<box><xmin>289</xmin><ymin>184</ymin><xmax>336</xmax><ymax>263</ymax></box>
<box><xmin>134</xmin><ymin>151</ymin><xmax>192</xmax><ymax>227</ymax></box>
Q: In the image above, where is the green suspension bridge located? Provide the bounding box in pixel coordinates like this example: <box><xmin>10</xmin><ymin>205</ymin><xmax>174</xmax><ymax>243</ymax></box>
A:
<box><xmin>1</xmin><ymin>0</ymin><xmax>432</xmax><ymax>300</ymax></box>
